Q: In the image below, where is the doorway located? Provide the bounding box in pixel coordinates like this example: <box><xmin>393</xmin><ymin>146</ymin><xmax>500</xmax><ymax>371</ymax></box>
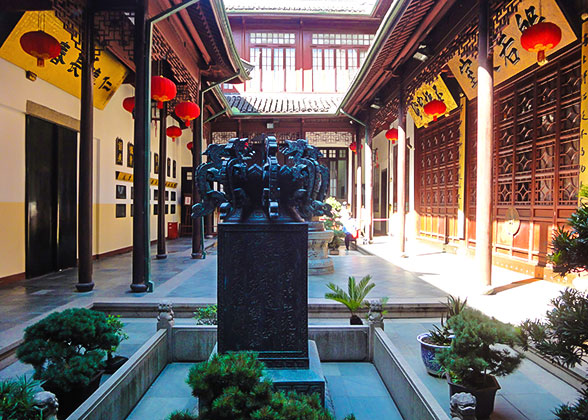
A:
<box><xmin>25</xmin><ymin>115</ymin><xmax>77</xmax><ymax>278</ymax></box>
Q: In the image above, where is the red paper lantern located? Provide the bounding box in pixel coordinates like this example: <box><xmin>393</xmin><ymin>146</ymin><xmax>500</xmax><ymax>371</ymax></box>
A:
<box><xmin>349</xmin><ymin>142</ymin><xmax>363</xmax><ymax>153</ymax></box>
<box><xmin>187</xmin><ymin>141</ymin><xmax>194</xmax><ymax>151</ymax></box>
<box><xmin>151</xmin><ymin>76</ymin><xmax>176</xmax><ymax>109</ymax></box>
<box><xmin>122</xmin><ymin>97</ymin><xmax>135</xmax><ymax>115</ymax></box>
<box><xmin>19</xmin><ymin>30</ymin><xmax>61</xmax><ymax>67</ymax></box>
<box><xmin>174</xmin><ymin>101</ymin><xmax>200</xmax><ymax>127</ymax></box>
<box><xmin>385</xmin><ymin>128</ymin><xmax>398</xmax><ymax>144</ymax></box>
<box><xmin>166</xmin><ymin>126</ymin><xmax>182</xmax><ymax>141</ymax></box>
<box><xmin>520</xmin><ymin>21</ymin><xmax>562</xmax><ymax>65</ymax></box>
<box><xmin>423</xmin><ymin>99</ymin><xmax>447</xmax><ymax>121</ymax></box>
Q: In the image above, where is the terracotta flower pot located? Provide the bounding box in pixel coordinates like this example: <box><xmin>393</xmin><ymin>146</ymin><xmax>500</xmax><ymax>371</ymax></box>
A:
<box><xmin>416</xmin><ymin>333</ymin><xmax>450</xmax><ymax>377</ymax></box>
<box><xmin>446</xmin><ymin>373</ymin><xmax>500</xmax><ymax>420</ymax></box>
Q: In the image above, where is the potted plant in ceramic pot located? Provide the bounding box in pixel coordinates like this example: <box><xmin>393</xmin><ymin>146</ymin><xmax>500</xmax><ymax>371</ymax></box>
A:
<box><xmin>416</xmin><ymin>295</ymin><xmax>466</xmax><ymax>377</ymax></box>
<box><xmin>104</xmin><ymin>314</ymin><xmax>129</xmax><ymax>374</ymax></box>
<box><xmin>17</xmin><ymin>308</ymin><xmax>121</xmax><ymax>418</ymax></box>
<box><xmin>325</xmin><ymin>275</ymin><xmax>375</xmax><ymax>324</ymax></box>
<box><xmin>437</xmin><ymin>307</ymin><xmax>523</xmax><ymax>419</ymax></box>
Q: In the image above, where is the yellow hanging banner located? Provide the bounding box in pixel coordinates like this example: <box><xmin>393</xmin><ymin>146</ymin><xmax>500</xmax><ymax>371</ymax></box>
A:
<box><xmin>580</xmin><ymin>20</ymin><xmax>588</xmax><ymax>205</ymax></box>
<box><xmin>408</xmin><ymin>75</ymin><xmax>458</xmax><ymax>129</ymax></box>
<box><xmin>0</xmin><ymin>11</ymin><xmax>128</xmax><ymax>110</ymax></box>
<box><xmin>448</xmin><ymin>0</ymin><xmax>576</xmax><ymax>100</ymax></box>
<box><xmin>457</xmin><ymin>96</ymin><xmax>467</xmax><ymax>239</ymax></box>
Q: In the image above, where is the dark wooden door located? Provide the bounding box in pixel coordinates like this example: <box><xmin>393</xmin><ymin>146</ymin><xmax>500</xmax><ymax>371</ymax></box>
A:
<box><xmin>25</xmin><ymin>116</ymin><xmax>77</xmax><ymax>278</ymax></box>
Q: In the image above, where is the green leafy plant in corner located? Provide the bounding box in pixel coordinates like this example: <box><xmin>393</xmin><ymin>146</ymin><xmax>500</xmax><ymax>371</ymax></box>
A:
<box><xmin>436</xmin><ymin>307</ymin><xmax>523</xmax><ymax>389</ymax></box>
<box><xmin>16</xmin><ymin>308</ymin><xmax>120</xmax><ymax>395</ymax></box>
<box><xmin>325</xmin><ymin>275</ymin><xmax>375</xmax><ymax>325</ymax></box>
<box><xmin>520</xmin><ymin>288</ymin><xmax>588</xmax><ymax>419</ymax></box>
<box><xmin>194</xmin><ymin>304</ymin><xmax>218</xmax><ymax>325</ymax></box>
<box><xmin>426</xmin><ymin>295</ymin><xmax>467</xmax><ymax>346</ymax></box>
<box><xmin>0</xmin><ymin>376</ymin><xmax>42</xmax><ymax>420</ymax></box>
<box><xmin>549</xmin><ymin>203</ymin><xmax>588</xmax><ymax>275</ymax></box>
<box><xmin>106</xmin><ymin>314</ymin><xmax>128</xmax><ymax>356</ymax></box>
<box><xmin>166</xmin><ymin>410</ymin><xmax>198</xmax><ymax>420</ymax></box>
<box><xmin>183</xmin><ymin>352</ymin><xmax>355</xmax><ymax>420</ymax></box>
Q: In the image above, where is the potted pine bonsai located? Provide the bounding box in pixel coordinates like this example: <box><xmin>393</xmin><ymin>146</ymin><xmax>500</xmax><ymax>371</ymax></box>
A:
<box><xmin>416</xmin><ymin>295</ymin><xmax>466</xmax><ymax>377</ymax></box>
<box><xmin>437</xmin><ymin>307</ymin><xmax>523</xmax><ymax>419</ymax></box>
<box><xmin>17</xmin><ymin>308</ymin><xmax>121</xmax><ymax>418</ymax></box>
<box><xmin>325</xmin><ymin>275</ymin><xmax>375</xmax><ymax>324</ymax></box>
<box><xmin>520</xmin><ymin>288</ymin><xmax>588</xmax><ymax>419</ymax></box>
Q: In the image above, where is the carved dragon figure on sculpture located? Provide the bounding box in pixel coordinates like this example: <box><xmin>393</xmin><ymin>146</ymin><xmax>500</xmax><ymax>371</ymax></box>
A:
<box><xmin>192</xmin><ymin>136</ymin><xmax>331</xmax><ymax>222</ymax></box>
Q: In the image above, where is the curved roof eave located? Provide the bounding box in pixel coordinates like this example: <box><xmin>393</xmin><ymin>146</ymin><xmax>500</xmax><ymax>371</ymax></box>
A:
<box><xmin>210</xmin><ymin>0</ymin><xmax>252</xmax><ymax>84</ymax></box>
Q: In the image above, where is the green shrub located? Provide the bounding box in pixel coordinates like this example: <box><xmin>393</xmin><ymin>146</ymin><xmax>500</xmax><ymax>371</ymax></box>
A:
<box><xmin>520</xmin><ymin>288</ymin><xmax>588</xmax><ymax>419</ymax></box>
<box><xmin>0</xmin><ymin>376</ymin><xmax>42</xmax><ymax>420</ymax></box>
<box><xmin>185</xmin><ymin>352</ymin><xmax>354</xmax><ymax>420</ymax></box>
<box><xmin>193</xmin><ymin>305</ymin><xmax>218</xmax><ymax>326</ymax></box>
<box><xmin>16</xmin><ymin>308</ymin><xmax>120</xmax><ymax>394</ymax></box>
<box><xmin>166</xmin><ymin>410</ymin><xmax>198</xmax><ymax>420</ymax></box>
<box><xmin>437</xmin><ymin>307</ymin><xmax>522</xmax><ymax>388</ymax></box>
<box><xmin>550</xmin><ymin>204</ymin><xmax>588</xmax><ymax>275</ymax></box>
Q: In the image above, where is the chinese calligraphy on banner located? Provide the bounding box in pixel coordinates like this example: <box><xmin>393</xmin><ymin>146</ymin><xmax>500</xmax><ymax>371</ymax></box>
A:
<box><xmin>0</xmin><ymin>11</ymin><xmax>127</xmax><ymax>110</ymax></box>
<box><xmin>408</xmin><ymin>75</ymin><xmax>458</xmax><ymax>129</ymax></box>
<box><xmin>448</xmin><ymin>0</ymin><xmax>575</xmax><ymax>100</ymax></box>
<box><xmin>580</xmin><ymin>20</ymin><xmax>588</xmax><ymax>205</ymax></box>
<box><xmin>457</xmin><ymin>96</ymin><xmax>466</xmax><ymax>239</ymax></box>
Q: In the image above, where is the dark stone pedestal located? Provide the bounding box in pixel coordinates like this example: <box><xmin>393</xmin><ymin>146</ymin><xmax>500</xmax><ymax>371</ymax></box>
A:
<box><xmin>218</xmin><ymin>221</ymin><xmax>309</xmax><ymax>368</ymax></box>
<box><xmin>265</xmin><ymin>340</ymin><xmax>326</xmax><ymax>406</ymax></box>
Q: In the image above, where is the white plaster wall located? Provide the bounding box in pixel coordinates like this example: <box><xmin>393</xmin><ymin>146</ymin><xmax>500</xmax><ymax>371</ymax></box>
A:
<box><xmin>0</xmin><ymin>58</ymin><xmax>192</xmax><ymax>278</ymax></box>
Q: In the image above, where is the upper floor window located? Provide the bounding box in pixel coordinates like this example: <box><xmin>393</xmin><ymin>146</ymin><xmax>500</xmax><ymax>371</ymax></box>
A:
<box><xmin>247</xmin><ymin>32</ymin><xmax>296</xmax><ymax>92</ymax></box>
<box><xmin>313</xmin><ymin>48</ymin><xmax>367</xmax><ymax>93</ymax></box>
<box><xmin>312</xmin><ymin>33</ymin><xmax>374</xmax><ymax>46</ymax></box>
<box><xmin>311</xmin><ymin>34</ymin><xmax>370</xmax><ymax>93</ymax></box>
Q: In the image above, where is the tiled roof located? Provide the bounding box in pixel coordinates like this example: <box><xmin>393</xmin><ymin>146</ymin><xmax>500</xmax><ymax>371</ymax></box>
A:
<box><xmin>224</xmin><ymin>0</ymin><xmax>377</xmax><ymax>15</ymax></box>
<box><xmin>226</xmin><ymin>93</ymin><xmax>343</xmax><ymax>115</ymax></box>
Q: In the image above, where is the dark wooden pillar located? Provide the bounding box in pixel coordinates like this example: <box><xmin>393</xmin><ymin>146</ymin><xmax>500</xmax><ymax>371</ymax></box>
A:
<box><xmin>397</xmin><ymin>90</ymin><xmax>407</xmax><ymax>254</ymax></box>
<box><xmin>156</xmin><ymin>103</ymin><xmax>167</xmax><ymax>259</ymax></box>
<box><xmin>191</xmin><ymin>93</ymin><xmax>203</xmax><ymax>258</ymax></box>
<box><xmin>131</xmin><ymin>0</ymin><xmax>150</xmax><ymax>292</ymax></box>
<box><xmin>76</xmin><ymin>5</ymin><xmax>94</xmax><ymax>292</ymax></box>
<box><xmin>476</xmin><ymin>0</ymin><xmax>494</xmax><ymax>287</ymax></box>
<box><xmin>355</xmin><ymin>127</ymin><xmax>362</xmax><ymax>220</ymax></box>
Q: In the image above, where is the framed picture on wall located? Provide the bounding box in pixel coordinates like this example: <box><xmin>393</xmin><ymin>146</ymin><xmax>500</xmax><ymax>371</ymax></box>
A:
<box><xmin>171</xmin><ymin>191</ymin><xmax>176</xmax><ymax>201</ymax></box>
<box><xmin>131</xmin><ymin>187</ymin><xmax>134</xmax><ymax>199</ymax></box>
<box><xmin>116</xmin><ymin>185</ymin><xmax>126</xmax><ymax>199</ymax></box>
<box><xmin>127</xmin><ymin>142</ymin><xmax>134</xmax><ymax>167</ymax></box>
<box><xmin>153</xmin><ymin>189</ymin><xmax>158</xmax><ymax>200</ymax></box>
<box><xmin>165</xmin><ymin>204</ymin><xmax>169</xmax><ymax>214</ymax></box>
<box><xmin>154</xmin><ymin>153</ymin><xmax>159</xmax><ymax>174</ymax></box>
<box><xmin>154</xmin><ymin>204</ymin><xmax>158</xmax><ymax>215</ymax></box>
<box><xmin>171</xmin><ymin>204</ymin><xmax>176</xmax><ymax>214</ymax></box>
<box><xmin>116</xmin><ymin>138</ymin><xmax>123</xmax><ymax>165</ymax></box>
<box><xmin>165</xmin><ymin>190</ymin><xmax>169</xmax><ymax>200</ymax></box>
<box><xmin>173</xmin><ymin>160</ymin><xmax>176</xmax><ymax>178</ymax></box>
<box><xmin>167</xmin><ymin>157</ymin><xmax>171</xmax><ymax>177</ymax></box>
<box><xmin>115</xmin><ymin>204</ymin><xmax>126</xmax><ymax>218</ymax></box>
<box><xmin>131</xmin><ymin>204</ymin><xmax>134</xmax><ymax>217</ymax></box>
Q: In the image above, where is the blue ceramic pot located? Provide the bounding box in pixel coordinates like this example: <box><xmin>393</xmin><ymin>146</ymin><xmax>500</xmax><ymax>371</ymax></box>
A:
<box><xmin>417</xmin><ymin>332</ymin><xmax>449</xmax><ymax>377</ymax></box>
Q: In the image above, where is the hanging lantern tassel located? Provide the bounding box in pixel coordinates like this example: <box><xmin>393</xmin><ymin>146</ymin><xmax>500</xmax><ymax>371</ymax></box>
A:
<box><xmin>19</xmin><ymin>30</ymin><xmax>61</xmax><ymax>67</ymax></box>
<box><xmin>166</xmin><ymin>126</ymin><xmax>182</xmax><ymax>142</ymax></box>
<box><xmin>385</xmin><ymin>128</ymin><xmax>398</xmax><ymax>145</ymax></box>
<box><xmin>151</xmin><ymin>76</ymin><xmax>177</xmax><ymax>109</ymax></box>
<box><xmin>520</xmin><ymin>22</ymin><xmax>562</xmax><ymax>66</ymax></box>
<box><xmin>175</xmin><ymin>101</ymin><xmax>200</xmax><ymax>127</ymax></box>
<box><xmin>423</xmin><ymin>99</ymin><xmax>447</xmax><ymax>122</ymax></box>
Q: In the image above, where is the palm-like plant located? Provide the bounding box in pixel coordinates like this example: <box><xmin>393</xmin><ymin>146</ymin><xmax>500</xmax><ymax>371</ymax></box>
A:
<box><xmin>325</xmin><ymin>275</ymin><xmax>375</xmax><ymax>324</ymax></box>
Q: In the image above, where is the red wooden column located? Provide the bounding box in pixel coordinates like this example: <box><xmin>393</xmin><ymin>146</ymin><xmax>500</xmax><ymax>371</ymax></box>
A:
<box><xmin>476</xmin><ymin>0</ymin><xmax>494</xmax><ymax>287</ymax></box>
<box><xmin>397</xmin><ymin>90</ymin><xmax>407</xmax><ymax>254</ymax></box>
